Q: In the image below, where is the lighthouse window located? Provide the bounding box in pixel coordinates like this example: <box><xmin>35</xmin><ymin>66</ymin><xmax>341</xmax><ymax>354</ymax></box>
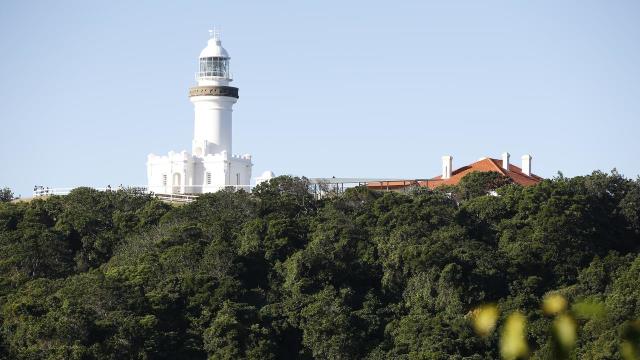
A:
<box><xmin>206</xmin><ymin>172</ymin><xmax>212</xmax><ymax>185</ymax></box>
<box><xmin>200</xmin><ymin>57</ymin><xmax>229</xmax><ymax>78</ymax></box>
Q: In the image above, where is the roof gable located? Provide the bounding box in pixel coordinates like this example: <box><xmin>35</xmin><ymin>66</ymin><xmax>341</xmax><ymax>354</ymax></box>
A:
<box><xmin>428</xmin><ymin>157</ymin><xmax>542</xmax><ymax>188</ymax></box>
<box><xmin>366</xmin><ymin>156</ymin><xmax>543</xmax><ymax>190</ymax></box>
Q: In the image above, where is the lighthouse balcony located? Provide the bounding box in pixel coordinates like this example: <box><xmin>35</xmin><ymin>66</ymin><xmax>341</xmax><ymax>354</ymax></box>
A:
<box><xmin>196</xmin><ymin>71</ymin><xmax>233</xmax><ymax>82</ymax></box>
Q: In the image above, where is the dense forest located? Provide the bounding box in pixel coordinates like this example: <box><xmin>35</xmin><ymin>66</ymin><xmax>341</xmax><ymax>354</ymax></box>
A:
<box><xmin>0</xmin><ymin>171</ymin><xmax>639</xmax><ymax>359</ymax></box>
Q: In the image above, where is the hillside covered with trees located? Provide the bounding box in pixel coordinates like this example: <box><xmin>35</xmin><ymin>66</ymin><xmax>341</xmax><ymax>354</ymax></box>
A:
<box><xmin>0</xmin><ymin>172</ymin><xmax>639</xmax><ymax>359</ymax></box>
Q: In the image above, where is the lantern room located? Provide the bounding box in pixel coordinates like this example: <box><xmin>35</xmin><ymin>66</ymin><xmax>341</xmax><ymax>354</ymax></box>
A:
<box><xmin>197</xmin><ymin>30</ymin><xmax>232</xmax><ymax>82</ymax></box>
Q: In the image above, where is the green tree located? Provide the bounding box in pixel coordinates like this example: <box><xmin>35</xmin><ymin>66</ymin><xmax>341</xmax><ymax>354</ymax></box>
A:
<box><xmin>0</xmin><ymin>188</ymin><xmax>13</xmax><ymax>203</ymax></box>
<box><xmin>0</xmin><ymin>172</ymin><xmax>639</xmax><ymax>359</ymax></box>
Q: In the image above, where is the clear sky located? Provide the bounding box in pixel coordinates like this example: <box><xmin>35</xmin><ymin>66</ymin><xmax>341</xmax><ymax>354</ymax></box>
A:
<box><xmin>1</xmin><ymin>0</ymin><xmax>639</xmax><ymax>197</ymax></box>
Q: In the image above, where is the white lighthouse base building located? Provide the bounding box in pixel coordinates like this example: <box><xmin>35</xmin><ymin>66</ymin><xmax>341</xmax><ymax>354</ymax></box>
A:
<box><xmin>147</xmin><ymin>151</ymin><xmax>253</xmax><ymax>194</ymax></box>
<box><xmin>147</xmin><ymin>30</ymin><xmax>272</xmax><ymax>195</ymax></box>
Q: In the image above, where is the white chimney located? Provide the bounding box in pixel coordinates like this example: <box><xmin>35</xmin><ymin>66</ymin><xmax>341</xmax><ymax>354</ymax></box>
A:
<box><xmin>442</xmin><ymin>155</ymin><xmax>453</xmax><ymax>179</ymax></box>
<box><xmin>521</xmin><ymin>154</ymin><xmax>532</xmax><ymax>176</ymax></box>
<box><xmin>502</xmin><ymin>152</ymin><xmax>510</xmax><ymax>171</ymax></box>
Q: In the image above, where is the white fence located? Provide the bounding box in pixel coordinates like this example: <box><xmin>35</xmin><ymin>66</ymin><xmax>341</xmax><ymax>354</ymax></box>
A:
<box><xmin>31</xmin><ymin>178</ymin><xmax>411</xmax><ymax>203</ymax></box>
<box><xmin>32</xmin><ymin>184</ymin><xmax>253</xmax><ymax>203</ymax></box>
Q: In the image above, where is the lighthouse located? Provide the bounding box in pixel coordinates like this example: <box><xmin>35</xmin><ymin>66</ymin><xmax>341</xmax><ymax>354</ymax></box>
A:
<box><xmin>146</xmin><ymin>30</ymin><xmax>255</xmax><ymax>194</ymax></box>
<box><xmin>190</xmin><ymin>30</ymin><xmax>237</xmax><ymax>157</ymax></box>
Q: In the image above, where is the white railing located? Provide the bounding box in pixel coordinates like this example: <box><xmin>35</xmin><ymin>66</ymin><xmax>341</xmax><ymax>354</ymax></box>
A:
<box><xmin>177</xmin><ymin>184</ymin><xmax>251</xmax><ymax>193</ymax></box>
<box><xmin>195</xmin><ymin>72</ymin><xmax>233</xmax><ymax>81</ymax></box>
<box><xmin>32</xmin><ymin>184</ymin><xmax>254</xmax><ymax>203</ymax></box>
<box><xmin>31</xmin><ymin>178</ymin><xmax>415</xmax><ymax>203</ymax></box>
<box><xmin>155</xmin><ymin>193</ymin><xmax>200</xmax><ymax>204</ymax></box>
<box><xmin>33</xmin><ymin>187</ymin><xmax>119</xmax><ymax>197</ymax></box>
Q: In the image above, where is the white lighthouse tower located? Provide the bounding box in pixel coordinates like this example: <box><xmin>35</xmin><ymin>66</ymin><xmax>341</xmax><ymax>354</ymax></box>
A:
<box><xmin>191</xmin><ymin>29</ymin><xmax>236</xmax><ymax>157</ymax></box>
<box><xmin>146</xmin><ymin>30</ymin><xmax>254</xmax><ymax>194</ymax></box>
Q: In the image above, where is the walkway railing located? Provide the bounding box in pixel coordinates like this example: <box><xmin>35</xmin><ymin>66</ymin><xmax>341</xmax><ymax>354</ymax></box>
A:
<box><xmin>154</xmin><ymin>193</ymin><xmax>200</xmax><ymax>204</ymax></box>
<box><xmin>31</xmin><ymin>178</ymin><xmax>415</xmax><ymax>202</ymax></box>
<box><xmin>32</xmin><ymin>184</ymin><xmax>253</xmax><ymax>203</ymax></box>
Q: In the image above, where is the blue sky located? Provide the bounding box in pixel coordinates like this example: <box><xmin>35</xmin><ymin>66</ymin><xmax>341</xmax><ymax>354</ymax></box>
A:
<box><xmin>1</xmin><ymin>0</ymin><xmax>639</xmax><ymax>197</ymax></box>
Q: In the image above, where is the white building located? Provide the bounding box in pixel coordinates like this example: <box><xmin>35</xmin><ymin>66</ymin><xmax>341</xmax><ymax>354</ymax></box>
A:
<box><xmin>147</xmin><ymin>31</ymin><xmax>269</xmax><ymax>194</ymax></box>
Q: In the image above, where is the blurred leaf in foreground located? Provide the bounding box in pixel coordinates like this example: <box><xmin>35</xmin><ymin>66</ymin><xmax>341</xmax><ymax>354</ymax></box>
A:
<box><xmin>500</xmin><ymin>312</ymin><xmax>529</xmax><ymax>360</ymax></box>
<box><xmin>621</xmin><ymin>320</ymin><xmax>640</xmax><ymax>360</ymax></box>
<box><xmin>542</xmin><ymin>293</ymin><xmax>568</xmax><ymax>316</ymax></box>
<box><xmin>552</xmin><ymin>314</ymin><xmax>577</xmax><ymax>359</ymax></box>
<box><xmin>472</xmin><ymin>304</ymin><xmax>500</xmax><ymax>337</ymax></box>
<box><xmin>572</xmin><ymin>299</ymin><xmax>606</xmax><ymax>320</ymax></box>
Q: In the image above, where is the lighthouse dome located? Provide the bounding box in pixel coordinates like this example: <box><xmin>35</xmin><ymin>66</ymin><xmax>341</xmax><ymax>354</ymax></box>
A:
<box><xmin>199</xmin><ymin>33</ymin><xmax>229</xmax><ymax>58</ymax></box>
<box><xmin>197</xmin><ymin>30</ymin><xmax>232</xmax><ymax>83</ymax></box>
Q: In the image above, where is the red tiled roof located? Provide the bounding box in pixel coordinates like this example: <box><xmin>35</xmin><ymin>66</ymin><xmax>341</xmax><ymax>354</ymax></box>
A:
<box><xmin>367</xmin><ymin>157</ymin><xmax>543</xmax><ymax>190</ymax></box>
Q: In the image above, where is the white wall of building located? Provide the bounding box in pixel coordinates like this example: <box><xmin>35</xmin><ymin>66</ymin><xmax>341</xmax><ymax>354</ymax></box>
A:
<box><xmin>147</xmin><ymin>151</ymin><xmax>252</xmax><ymax>194</ymax></box>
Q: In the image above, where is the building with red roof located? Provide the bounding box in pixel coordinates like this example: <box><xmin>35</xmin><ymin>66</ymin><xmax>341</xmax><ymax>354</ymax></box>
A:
<box><xmin>367</xmin><ymin>153</ymin><xmax>543</xmax><ymax>191</ymax></box>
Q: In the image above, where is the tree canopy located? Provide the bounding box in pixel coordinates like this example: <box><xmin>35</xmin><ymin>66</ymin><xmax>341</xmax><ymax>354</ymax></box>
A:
<box><xmin>0</xmin><ymin>172</ymin><xmax>639</xmax><ymax>359</ymax></box>
<box><xmin>0</xmin><ymin>188</ymin><xmax>14</xmax><ymax>203</ymax></box>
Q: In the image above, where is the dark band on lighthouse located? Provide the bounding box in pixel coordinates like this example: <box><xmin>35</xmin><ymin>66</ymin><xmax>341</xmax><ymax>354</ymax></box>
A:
<box><xmin>189</xmin><ymin>86</ymin><xmax>239</xmax><ymax>98</ymax></box>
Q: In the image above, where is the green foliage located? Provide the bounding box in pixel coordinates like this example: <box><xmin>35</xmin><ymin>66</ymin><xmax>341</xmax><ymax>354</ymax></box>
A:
<box><xmin>453</xmin><ymin>171</ymin><xmax>514</xmax><ymax>201</ymax></box>
<box><xmin>0</xmin><ymin>188</ymin><xmax>13</xmax><ymax>203</ymax></box>
<box><xmin>0</xmin><ymin>173</ymin><xmax>639</xmax><ymax>359</ymax></box>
